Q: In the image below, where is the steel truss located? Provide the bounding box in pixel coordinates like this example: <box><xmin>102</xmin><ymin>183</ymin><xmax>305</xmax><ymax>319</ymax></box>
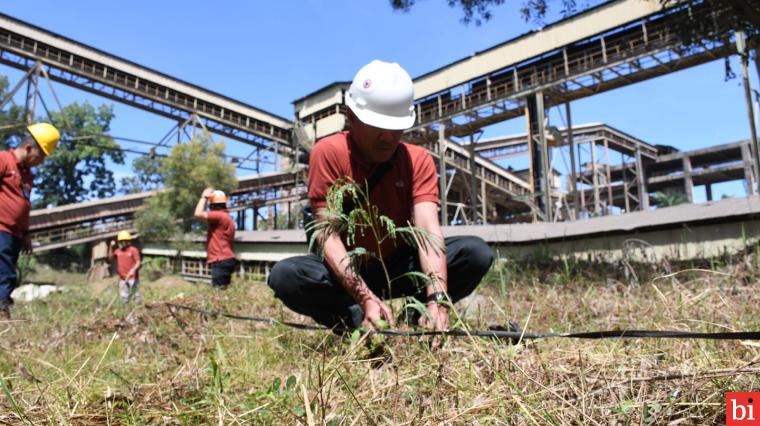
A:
<box><xmin>0</xmin><ymin>15</ymin><xmax>292</xmax><ymax>154</ymax></box>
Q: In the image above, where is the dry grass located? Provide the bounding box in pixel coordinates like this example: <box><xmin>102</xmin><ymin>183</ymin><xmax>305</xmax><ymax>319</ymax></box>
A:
<box><xmin>0</xmin><ymin>256</ymin><xmax>758</xmax><ymax>424</ymax></box>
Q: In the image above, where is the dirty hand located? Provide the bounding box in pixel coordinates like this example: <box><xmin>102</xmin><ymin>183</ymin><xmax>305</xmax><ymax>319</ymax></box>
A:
<box><xmin>361</xmin><ymin>298</ymin><xmax>395</xmax><ymax>331</ymax></box>
<box><xmin>202</xmin><ymin>187</ymin><xmax>215</xmax><ymax>198</ymax></box>
<box><xmin>420</xmin><ymin>302</ymin><xmax>449</xmax><ymax>332</ymax></box>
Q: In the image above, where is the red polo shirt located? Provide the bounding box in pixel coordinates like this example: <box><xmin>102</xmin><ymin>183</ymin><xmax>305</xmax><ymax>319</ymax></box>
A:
<box><xmin>0</xmin><ymin>150</ymin><xmax>34</xmax><ymax>238</ymax></box>
<box><xmin>207</xmin><ymin>210</ymin><xmax>236</xmax><ymax>264</ymax></box>
<box><xmin>112</xmin><ymin>246</ymin><xmax>141</xmax><ymax>280</ymax></box>
<box><xmin>308</xmin><ymin>131</ymin><xmax>439</xmax><ymax>258</ymax></box>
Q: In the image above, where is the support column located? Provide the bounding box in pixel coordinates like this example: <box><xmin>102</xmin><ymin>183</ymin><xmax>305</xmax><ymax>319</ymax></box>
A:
<box><xmin>468</xmin><ymin>132</ymin><xmax>479</xmax><ymax>224</ymax></box>
<box><xmin>682</xmin><ymin>156</ymin><xmax>694</xmax><ymax>203</ymax></box>
<box><xmin>590</xmin><ymin>141</ymin><xmax>600</xmax><ymax>214</ymax></box>
<box><xmin>481</xmin><ymin>179</ymin><xmax>487</xmax><ymax>225</ymax></box>
<box><xmin>621</xmin><ymin>153</ymin><xmax>632</xmax><ymax>213</ymax></box>
<box><xmin>287</xmin><ymin>201</ymin><xmax>292</xmax><ymax>229</ymax></box>
<box><xmin>741</xmin><ymin>142</ymin><xmax>756</xmax><ymax>195</ymax></box>
<box><xmin>565</xmin><ymin>102</ymin><xmax>578</xmax><ymax>220</ymax></box>
<box><xmin>526</xmin><ymin>92</ymin><xmax>552</xmax><ymax>221</ymax></box>
<box><xmin>24</xmin><ymin>70</ymin><xmax>39</xmax><ymax>125</ymax></box>
<box><xmin>635</xmin><ymin>145</ymin><xmax>649</xmax><ymax>209</ymax></box>
<box><xmin>737</xmin><ymin>31</ymin><xmax>760</xmax><ymax>194</ymax></box>
<box><xmin>603</xmin><ymin>139</ymin><xmax>613</xmax><ymax>214</ymax></box>
<box><xmin>253</xmin><ymin>207</ymin><xmax>259</xmax><ymax>230</ymax></box>
<box><xmin>705</xmin><ymin>184</ymin><xmax>713</xmax><ymax>202</ymax></box>
<box><xmin>438</xmin><ymin>124</ymin><xmax>448</xmax><ymax>225</ymax></box>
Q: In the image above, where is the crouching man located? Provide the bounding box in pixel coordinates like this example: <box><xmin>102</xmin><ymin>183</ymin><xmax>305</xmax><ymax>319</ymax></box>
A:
<box><xmin>267</xmin><ymin>60</ymin><xmax>493</xmax><ymax>331</ymax></box>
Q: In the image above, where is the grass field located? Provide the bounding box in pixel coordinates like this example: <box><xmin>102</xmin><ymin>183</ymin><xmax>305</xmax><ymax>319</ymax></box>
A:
<box><xmin>0</xmin><ymin>256</ymin><xmax>758</xmax><ymax>424</ymax></box>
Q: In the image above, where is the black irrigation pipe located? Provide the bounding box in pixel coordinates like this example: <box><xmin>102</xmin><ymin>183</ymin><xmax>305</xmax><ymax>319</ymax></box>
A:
<box><xmin>162</xmin><ymin>303</ymin><xmax>760</xmax><ymax>341</ymax></box>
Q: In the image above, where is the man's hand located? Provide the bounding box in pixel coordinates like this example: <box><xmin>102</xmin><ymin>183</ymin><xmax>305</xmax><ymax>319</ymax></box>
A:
<box><xmin>361</xmin><ymin>298</ymin><xmax>395</xmax><ymax>331</ymax></box>
<box><xmin>420</xmin><ymin>302</ymin><xmax>449</xmax><ymax>332</ymax></box>
<box><xmin>22</xmin><ymin>234</ymin><xmax>32</xmax><ymax>254</ymax></box>
<box><xmin>109</xmin><ymin>240</ymin><xmax>116</xmax><ymax>248</ymax></box>
<box><xmin>202</xmin><ymin>187</ymin><xmax>214</xmax><ymax>198</ymax></box>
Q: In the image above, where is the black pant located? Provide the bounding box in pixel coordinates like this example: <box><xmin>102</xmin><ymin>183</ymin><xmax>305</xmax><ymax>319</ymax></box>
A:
<box><xmin>0</xmin><ymin>231</ymin><xmax>22</xmax><ymax>308</ymax></box>
<box><xmin>210</xmin><ymin>258</ymin><xmax>237</xmax><ymax>287</ymax></box>
<box><xmin>267</xmin><ymin>236</ymin><xmax>493</xmax><ymax>329</ymax></box>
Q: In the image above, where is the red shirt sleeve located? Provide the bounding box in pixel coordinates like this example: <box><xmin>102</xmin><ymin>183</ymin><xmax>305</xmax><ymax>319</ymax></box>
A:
<box><xmin>411</xmin><ymin>149</ymin><xmax>440</xmax><ymax>205</ymax></box>
<box><xmin>130</xmin><ymin>246</ymin><xmax>141</xmax><ymax>264</ymax></box>
<box><xmin>307</xmin><ymin>139</ymin><xmax>345</xmax><ymax>209</ymax></box>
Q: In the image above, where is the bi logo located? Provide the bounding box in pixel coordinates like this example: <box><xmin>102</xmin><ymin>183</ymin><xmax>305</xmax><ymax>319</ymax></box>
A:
<box><xmin>727</xmin><ymin>393</ymin><xmax>760</xmax><ymax>425</ymax></box>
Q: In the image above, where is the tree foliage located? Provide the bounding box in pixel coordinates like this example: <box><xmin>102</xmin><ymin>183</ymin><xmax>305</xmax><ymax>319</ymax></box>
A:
<box><xmin>0</xmin><ymin>76</ymin><xmax>26</xmax><ymax>149</ymax></box>
<box><xmin>661</xmin><ymin>0</ymin><xmax>760</xmax><ymax>49</ymax></box>
<box><xmin>120</xmin><ymin>153</ymin><xmax>164</xmax><ymax>194</ymax></box>
<box><xmin>390</xmin><ymin>0</ymin><xmax>760</xmax><ymax>44</ymax></box>
<box><xmin>33</xmin><ymin>102</ymin><xmax>124</xmax><ymax>208</ymax></box>
<box><xmin>134</xmin><ymin>133</ymin><xmax>238</xmax><ymax>241</ymax></box>
<box><xmin>652</xmin><ymin>191</ymin><xmax>688</xmax><ymax>207</ymax></box>
<box><xmin>389</xmin><ymin>0</ymin><xmax>587</xmax><ymax>25</ymax></box>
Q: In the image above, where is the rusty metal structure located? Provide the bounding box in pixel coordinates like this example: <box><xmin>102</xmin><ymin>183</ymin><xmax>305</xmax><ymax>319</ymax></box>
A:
<box><xmin>0</xmin><ymin>0</ymin><xmax>757</xmax><ymax>259</ymax></box>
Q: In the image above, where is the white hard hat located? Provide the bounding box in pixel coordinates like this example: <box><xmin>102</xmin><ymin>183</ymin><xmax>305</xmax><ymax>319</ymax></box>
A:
<box><xmin>345</xmin><ymin>60</ymin><xmax>416</xmax><ymax>130</ymax></box>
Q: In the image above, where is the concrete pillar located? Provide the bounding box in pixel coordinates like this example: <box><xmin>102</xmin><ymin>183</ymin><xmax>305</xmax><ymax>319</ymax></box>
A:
<box><xmin>705</xmin><ymin>183</ymin><xmax>713</xmax><ymax>201</ymax></box>
<box><xmin>526</xmin><ymin>92</ymin><xmax>552</xmax><ymax>221</ymax></box>
<box><xmin>682</xmin><ymin>157</ymin><xmax>694</xmax><ymax>203</ymax></box>
<box><xmin>566</xmin><ymin>102</ymin><xmax>578</xmax><ymax>220</ymax></box>
<box><xmin>481</xmin><ymin>179</ymin><xmax>487</xmax><ymax>225</ymax></box>
<box><xmin>468</xmin><ymin>133</ymin><xmax>479</xmax><ymax>224</ymax></box>
<box><xmin>591</xmin><ymin>142</ymin><xmax>600</xmax><ymax>214</ymax></box>
<box><xmin>741</xmin><ymin>142</ymin><xmax>756</xmax><ymax>195</ymax></box>
<box><xmin>635</xmin><ymin>145</ymin><xmax>649</xmax><ymax>209</ymax></box>
<box><xmin>737</xmin><ymin>32</ymin><xmax>760</xmax><ymax>194</ymax></box>
<box><xmin>438</xmin><ymin>124</ymin><xmax>448</xmax><ymax>225</ymax></box>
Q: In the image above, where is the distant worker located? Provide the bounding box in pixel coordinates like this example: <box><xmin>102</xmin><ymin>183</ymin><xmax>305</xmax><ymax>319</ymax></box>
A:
<box><xmin>108</xmin><ymin>231</ymin><xmax>142</xmax><ymax>305</ymax></box>
<box><xmin>268</xmin><ymin>60</ymin><xmax>493</xmax><ymax>332</ymax></box>
<box><xmin>194</xmin><ymin>188</ymin><xmax>237</xmax><ymax>289</ymax></box>
<box><xmin>0</xmin><ymin>123</ymin><xmax>60</xmax><ymax>320</ymax></box>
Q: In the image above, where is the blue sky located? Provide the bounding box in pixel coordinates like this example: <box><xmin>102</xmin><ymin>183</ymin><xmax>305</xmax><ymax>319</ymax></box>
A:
<box><xmin>2</xmin><ymin>0</ymin><xmax>757</xmax><ymax>201</ymax></box>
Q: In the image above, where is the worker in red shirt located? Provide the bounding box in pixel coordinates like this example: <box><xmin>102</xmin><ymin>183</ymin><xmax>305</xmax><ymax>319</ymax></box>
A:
<box><xmin>268</xmin><ymin>60</ymin><xmax>492</xmax><ymax>332</ymax></box>
<box><xmin>0</xmin><ymin>123</ymin><xmax>60</xmax><ymax>320</ymax></box>
<box><xmin>107</xmin><ymin>230</ymin><xmax>142</xmax><ymax>304</ymax></box>
<box><xmin>194</xmin><ymin>188</ymin><xmax>237</xmax><ymax>289</ymax></box>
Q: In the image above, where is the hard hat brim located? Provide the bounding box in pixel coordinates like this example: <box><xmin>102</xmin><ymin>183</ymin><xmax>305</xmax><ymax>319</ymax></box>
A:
<box><xmin>346</xmin><ymin>95</ymin><xmax>416</xmax><ymax>131</ymax></box>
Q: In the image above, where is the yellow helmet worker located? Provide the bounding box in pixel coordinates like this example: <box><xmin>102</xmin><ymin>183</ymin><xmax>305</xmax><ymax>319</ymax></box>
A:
<box><xmin>117</xmin><ymin>231</ymin><xmax>132</xmax><ymax>241</ymax></box>
<box><xmin>26</xmin><ymin>123</ymin><xmax>60</xmax><ymax>156</ymax></box>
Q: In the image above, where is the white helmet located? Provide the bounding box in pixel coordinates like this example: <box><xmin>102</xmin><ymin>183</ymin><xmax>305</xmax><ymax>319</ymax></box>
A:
<box><xmin>345</xmin><ymin>60</ymin><xmax>416</xmax><ymax>130</ymax></box>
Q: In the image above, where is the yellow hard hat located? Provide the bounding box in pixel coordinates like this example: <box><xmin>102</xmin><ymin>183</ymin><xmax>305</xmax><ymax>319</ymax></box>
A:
<box><xmin>209</xmin><ymin>190</ymin><xmax>227</xmax><ymax>204</ymax></box>
<box><xmin>117</xmin><ymin>230</ymin><xmax>132</xmax><ymax>241</ymax></box>
<box><xmin>27</xmin><ymin>123</ymin><xmax>61</xmax><ymax>156</ymax></box>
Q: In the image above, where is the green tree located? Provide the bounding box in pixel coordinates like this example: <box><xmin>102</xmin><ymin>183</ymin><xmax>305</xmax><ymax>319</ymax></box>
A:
<box><xmin>652</xmin><ymin>191</ymin><xmax>688</xmax><ymax>207</ymax></box>
<box><xmin>0</xmin><ymin>76</ymin><xmax>31</xmax><ymax>150</ymax></box>
<box><xmin>135</xmin><ymin>132</ymin><xmax>237</xmax><ymax>241</ymax></box>
<box><xmin>389</xmin><ymin>0</ymin><xmax>589</xmax><ymax>25</ymax></box>
<box><xmin>390</xmin><ymin>0</ymin><xmax>759</xmax><ymax>43</ymax></box>
<box><xmin>33</xmin><ymin>102</ymin><xmax>124</xmax><ymax>208</ymax></box>
<box><xmin>121</xmin><ymin>152</ymin><xmax>164</xmax><ymax>194</ymax></box>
